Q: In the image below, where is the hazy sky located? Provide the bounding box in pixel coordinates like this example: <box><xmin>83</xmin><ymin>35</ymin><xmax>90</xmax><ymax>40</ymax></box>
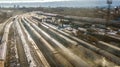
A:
<box><xmin>0</xmin><ymin>0</ymin><xmax>107</xmax><ymax>3</ymax></box>
<box><xmin>0</xmin><ymin>0</ymin><xmax>119</xmax><ymax>3</ymax></box>
<box><xmin>0</xmin><ymin>0</ymin><xmax>119</xmax><ymax>7</ymax></box>
<box><xmin>0</xmin><ymin>0</ymin><xmax>74</xmax><ymax>3</ymax></box>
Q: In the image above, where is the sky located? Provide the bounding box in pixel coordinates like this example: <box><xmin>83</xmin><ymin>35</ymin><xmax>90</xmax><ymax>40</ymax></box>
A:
<box><xmin>0</xmin><ymin>0</ymin><xmax>119</xmax><ymax>8</ymax></box>
<box><xmin>0</xmin><ymin>0</ymin><xmax>119</xmax><ymax>3</ymax></box>
<box><xmin>0</xmin><ymin>0</ymin><xmax>74</xmax><ymax>3</ymax></box>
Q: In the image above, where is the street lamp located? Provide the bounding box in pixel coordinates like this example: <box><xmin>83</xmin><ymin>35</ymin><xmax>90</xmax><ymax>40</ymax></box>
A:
<box><xmin>106</xmin><ymin>0</ymin><xmax>112</xmax><ymax>26</ymax></box>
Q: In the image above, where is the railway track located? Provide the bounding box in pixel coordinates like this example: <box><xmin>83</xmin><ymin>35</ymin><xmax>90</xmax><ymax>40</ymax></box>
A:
<box><xmin>6</xmin><ymin>21</ymin><xmax>20</xmax><ymax>67</ymax></box>
<box><xmin>0</xmin><ymin>18</ymin><xmax>13</xmax><ymax>67</ymax></box>
<box><xmin>0</xmin><ymin>12</ymin><xmax>120</xmax><ymax>67</ymax></box>
<box><xmin>42</xmin><ymin>22</ymin><xmax>120</xmax><ymax>65</ymax></box>
<box><xmin>15</xmin><ymin>27</ymin><xmax>29</xmax><ymax>67</ymax></box>
<box><xmin>23</xmin><ymin>16</ymin><xmax>90</xmax><ymax>67</ymax></box>
<box><xmin>25</xmin><ymin>15</ymin><xmax>120</xmax><ymax>66</ymax></box>
<box><xmin>22</xmin><ymin>17</ymin><xmax>68</xmax><ymax>67</ymax></box>
<box><xmin>15</xmin><ymin>18</ymin><xmax>36</xmax><ymax>67</ymax></box>
<box><xmin>30</xmin><ymin>15</ymin><xmax>120</xmax><ymax>65</ymax></box>
<box><xmin>18</xmin><ymin>16</ymin><xmax>50</xmax><ymax>67</ymax></box>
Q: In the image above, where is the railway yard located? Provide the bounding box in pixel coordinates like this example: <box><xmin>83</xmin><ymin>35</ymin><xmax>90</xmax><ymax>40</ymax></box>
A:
<box><xmin>0</xmin><ymin>11</ymin><xmax>120</xmax><ymax>67</ymax></box>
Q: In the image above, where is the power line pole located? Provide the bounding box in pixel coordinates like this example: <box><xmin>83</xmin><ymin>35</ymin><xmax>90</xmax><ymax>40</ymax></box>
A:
<box><xmin>106</xmin><ymin>0</ymin><xmax>112</xmax><ymax>26</ymax></box>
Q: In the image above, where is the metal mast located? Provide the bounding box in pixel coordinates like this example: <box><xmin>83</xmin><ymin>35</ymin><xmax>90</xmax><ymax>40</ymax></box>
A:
<box><xmin>106</xmin><ymin>0</ymin><xmax>112</xmax><ymax>26</ymax></box>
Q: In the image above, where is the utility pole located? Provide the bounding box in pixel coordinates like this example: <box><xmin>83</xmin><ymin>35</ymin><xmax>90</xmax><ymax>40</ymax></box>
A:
<box><xmin>106</xmin><ymin>0</ymin><xmax>112</xmax><ymax>26</ymax></box>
